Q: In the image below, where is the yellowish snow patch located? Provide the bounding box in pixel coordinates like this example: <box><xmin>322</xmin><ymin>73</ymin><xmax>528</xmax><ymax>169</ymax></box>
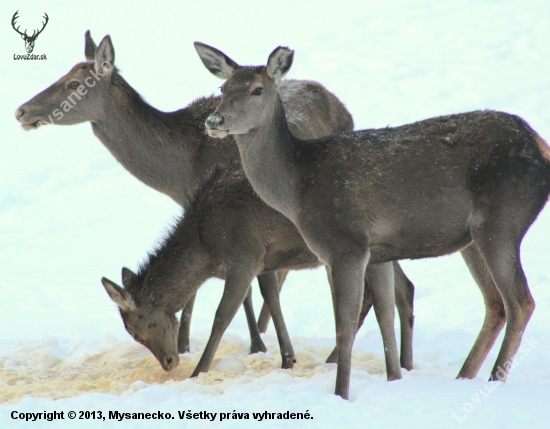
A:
<box><xmin>0</xmin><ymin>338</ymin><xmax>386</xmax><ymax>403</ymax></box>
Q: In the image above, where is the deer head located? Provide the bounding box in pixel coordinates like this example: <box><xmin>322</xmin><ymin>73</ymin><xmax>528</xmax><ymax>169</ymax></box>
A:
<box><xmin>195</xmin><ymin>42</ymin><xmax>294</xmax><ymax>138</ymax></box>
<box><xmin>101</xmin><ymin>268</ymin><xmax>180</xmax><ymax>371</ymax></box>
<box><xmin>15</xmin><ymin>31</ymin><xmax>115</xmax><ymax>130</ymax></box>
<box><xmin>12</xmin><ymin>11</ymin><xmax>49</xmax><ymax>54</ymax></box>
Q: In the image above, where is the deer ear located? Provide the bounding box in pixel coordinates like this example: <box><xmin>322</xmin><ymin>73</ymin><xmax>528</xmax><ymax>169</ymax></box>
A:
<box><xmin>101</xmin><ymin>277</ymin><xmax>136</xmax><ymax>311</ymax></box>
<box><xmin>121</xmin><ymin>267</ymin><xmax>137</xmax><ymax>289</ymax></box>
<box><xmin>85</xmin><ymin>30</ymin><xmax>97</xmax><ymax>61</ymax></box>
<box><xmin>194</xmin><ymin>42</ymin><xmax>238</xmax><ymax>80</ymax></box>
<box><xmin>95</xmin><ymin>35</ymin><xmax>115</xmax><ymax>75</ymax></box>
<box><xmin>266</xmin><ymin>47</ymin><xmax>294</xmax><ymax>84</ymax></box>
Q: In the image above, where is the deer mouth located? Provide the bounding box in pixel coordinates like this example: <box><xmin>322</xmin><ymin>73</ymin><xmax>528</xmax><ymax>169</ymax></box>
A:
<box><xmin>16</xmin><ymin>107</ymin><xmax>44</xmax><ymax>131</ymax></box>
<box><xmin>207</xmin><ymin>128</ymin><xmax>229</xmax><ymax>139</ymax></box>
<box><xmin>206</xmin><ymin>126</ymin><xmax>251</xmax><ymax>138</ymax></box>
<box><xmin>20</xmin><ymin>120</ymin><xmax>42</xmax><ymax>131</ymax></box>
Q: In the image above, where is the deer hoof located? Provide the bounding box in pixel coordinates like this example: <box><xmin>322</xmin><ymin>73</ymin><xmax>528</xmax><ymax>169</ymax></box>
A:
<box><xmin>281</xmin><ymin>356</ymin><xmax>296</xmax><ymax>369</ymax></box>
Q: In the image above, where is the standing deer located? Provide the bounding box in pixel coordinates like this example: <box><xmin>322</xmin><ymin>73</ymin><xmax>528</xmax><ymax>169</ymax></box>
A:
<box><xmin>197</xmin><ymin>42</ymin><xmax>550</xmax><ymax>399</ymax></box>
<box><xmin>11</xmin><ymin>11</ymin><xmax>49</xmax><ymax>54</ymax></box>
<box><xmin>15</xmin><ymin>32</ymin><xmax>415</xmax><ymax>366</ymax></box>
<box><xmin>102</xmin><ymin>163</ymin><xmax>410</xmax><ymax>376</ymax></box>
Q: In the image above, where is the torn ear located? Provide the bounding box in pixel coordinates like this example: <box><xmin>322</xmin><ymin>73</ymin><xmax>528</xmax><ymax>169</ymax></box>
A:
<box><xmin>101</xmin><ymin>277</ymin><xmax>136</xmax><ymax>311</ymax></box>
<box><xmin>84</xmin><ymin>30</ymin><xmax>97</xmax><ymax>61</ymax></box>
<box><xmin>194</xmin><ymin>42</ymin><xmax>239</xmax><ymax>80</ymax></box>
<box><xmin>266</xmin><ymin>47</ymin><xmax>294</xmax><ymax>84</ymax></box>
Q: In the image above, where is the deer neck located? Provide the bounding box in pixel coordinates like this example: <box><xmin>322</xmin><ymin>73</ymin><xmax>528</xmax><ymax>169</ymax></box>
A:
<box><xmin>90</xmin><ymin>74</ymin><xmax>214</xmax><ymax>206</ymax></box>
<box><xmin>234</xmin><ymin>95</ymin><xmax>300</xmax><ymax>222</ymax></box>
<box><xmin>138</xmin><ymin>225</ymin><xmax>212</xmax><ymax>313</ymax></box>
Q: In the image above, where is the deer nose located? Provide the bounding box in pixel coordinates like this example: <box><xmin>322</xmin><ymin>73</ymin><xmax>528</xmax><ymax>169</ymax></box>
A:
<box><xmin>206</xmin><ymin>113</ymin><xmax>224</xmax><ymax>129</ymax></box>
<box><xmin>163</xmin><ymin>354</ymin><xmax>178</xmax><ymax>371</ymax></box>
<box><xmin>15</xmin><ymin>108</ymin><xmax>25</xmax><ymax>120</ymax></box>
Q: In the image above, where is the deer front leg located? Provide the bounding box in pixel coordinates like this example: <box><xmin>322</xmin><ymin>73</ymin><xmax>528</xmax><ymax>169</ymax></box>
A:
<box><xmin>368</xmin><ymin>262</ymin><xmax>402</xmax><ymax>381</ymax></box>
<box><xmin>329</xmin><ymin>252</ymin><xmax>368</xmax><ymax>400</ymax></box>
<box><xmin>257</xmin><ymin>270</ymin><xmax>288</xmax><ymax>333</ymax></box>
<box><xmin>177</xmin><ymin>292</ymin><xmax>196</xmax><ymax>353</ymax></box>
<box><xmin>325</xmin><ymin>273</ymin><xmax>373</xmax><ymax>364</ymax></box>
<box><xmin>393</xmin><ymin>261</ymin><xmax>415</xmax><ymax>371</ymax></box>
<box><xmin>326</xmin><ymin>261</ymin><xmax>414</xmax><ymax>371</ymax></box>
<box><xmin>190</xmin><ymin>268</ymin><xmax>257</xmax><ymax>377</ymax></box>
<box><xmin>257</xmin><ymin>271</ymin><xmax>295</xmax><ymax>368</ymax></box>
<box><xmin>242</xmin><ymin>284</ymin><xmax>267</xmax><ymax>354</ymax></box>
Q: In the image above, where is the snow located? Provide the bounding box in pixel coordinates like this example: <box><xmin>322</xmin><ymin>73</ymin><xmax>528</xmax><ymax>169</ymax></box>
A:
<box><xmin>2</xmin><ymin>0</ymin><xmax>550</xmax><ymax>427</ymax></box>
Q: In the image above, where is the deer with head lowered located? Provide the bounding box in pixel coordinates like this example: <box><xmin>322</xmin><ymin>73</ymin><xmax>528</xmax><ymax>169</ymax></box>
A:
<box><xmin>197</xmin><ymin>42</ymin><xmax>550</xmax><ymax>399</ymax></box>
<box><xmin>101</xmin><ymin>162</ymin><xmax>412</xmax><ymax>376</ymax></box>
<box><xmin>14</xmin><ymin>32</ymin><xmax>415</xmax><ymax>366</ymax></box>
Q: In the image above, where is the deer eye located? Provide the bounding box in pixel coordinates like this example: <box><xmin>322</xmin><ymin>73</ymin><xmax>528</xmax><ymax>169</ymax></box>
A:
<box><xmin>251</xmin><ymin>87</ymin><xmax>263</xmax><ymax>96</ymax></box>
<box><xmin>147</xmin><ymin>323</ymin><xmax>156</xmax><ymax>329</ymax></box>
<box><xmin>68</xmin><ymin>81</ymin><xmax>80</xmax><ymax>90</ymax></box>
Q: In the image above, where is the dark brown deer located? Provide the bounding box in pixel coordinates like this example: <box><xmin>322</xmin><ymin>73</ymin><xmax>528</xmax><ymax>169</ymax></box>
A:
<box><xmin>16</xmin><ymin>32</ymin><xmax>417</xmax><ymax>365</ymax></box>
<box><xmin>11</xmin><ymin>11</ymin><xmax>49</xmax><ymax>54</ymax></box>
<box><xmin>197</xmin><ymin>42</ymin><xmax>550</xmax><ymax>399</ymax></box>
<box><xmin>101</xmin><ymin>163</ymin><xmax>411</xmax><ymax>377</ymax></box>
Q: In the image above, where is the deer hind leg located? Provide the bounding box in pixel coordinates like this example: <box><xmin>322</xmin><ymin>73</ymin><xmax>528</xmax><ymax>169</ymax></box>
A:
<box><xmin>457</xmin><ymin>243</ymin><xmax>506</xmax><ymax>379</ymax></box>
<box><xmin>470</xmin><ymin>219</ymin><xmax>535</xmax><ymax>382</ymax></box>
<box><xmin>242</xmin><ymin>283</ymin><xmax>267</xmax><ymax>354</ymax></box>
<box><xmin>191</xmin><ymin>267</ymin><xmax>258</xmax><ymax>377</ymax></box>
<box><xmin>257</xmin><ymin>271</ymin><xmax>295</xmax><ymax>369</ymax></box>
<box><xmin>393</xmin><ymin>261</ymin><xmax>415</xmax><ymax>371</ymax></box>
<box><xmin>257</xmin><ymin>269</ymin><xmax>288</xmax><ymax>333</ymax></box>
<box><xmin>177</xmin><ymin>292</ymin><xmax>196</xmax><ymax>353</ymax></box>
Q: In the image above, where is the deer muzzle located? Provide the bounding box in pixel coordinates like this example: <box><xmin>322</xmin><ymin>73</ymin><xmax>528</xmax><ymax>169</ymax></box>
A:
<box><xmin>206</xmin><ymin>112</ymin><xmax>223</xmax><ymax>128</ymax></box>
<box><xmin>159</xmin><ymin>353</ymin><xmax>179</xmax><ymax>371</ymax></box>
<box><xmin>205</xmin><ymin>113</ymin><xmax>229</xmax><ymax>138</ymax></box>
<box><xmin>15</xmin><ymin>105</ymin><xmax>42</xmax><ymax>131</ymax></box>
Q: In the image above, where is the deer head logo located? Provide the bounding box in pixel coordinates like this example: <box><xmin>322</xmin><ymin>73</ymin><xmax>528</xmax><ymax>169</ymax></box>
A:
<box><xmin>12</xmin><ymin>11</ymin><xmax>49</xmax><ymax>54</ymax></box>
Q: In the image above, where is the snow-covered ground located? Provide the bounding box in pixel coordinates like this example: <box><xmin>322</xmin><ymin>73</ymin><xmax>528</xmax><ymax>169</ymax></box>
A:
<box><xmin>1</xmin><ymin>0</ymin><xmax>550</xmax><ymax>427</ymax></box>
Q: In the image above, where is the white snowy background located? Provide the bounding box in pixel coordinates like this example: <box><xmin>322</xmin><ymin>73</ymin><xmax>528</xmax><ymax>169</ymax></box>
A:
<box><xmin>1</xmin><ymin>0</ymin><xmax>550</xmax><ymax>427</ymax></box>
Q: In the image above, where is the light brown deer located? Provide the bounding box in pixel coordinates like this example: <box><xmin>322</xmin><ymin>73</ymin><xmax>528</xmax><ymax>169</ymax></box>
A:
<box><xmin>197</xmin><ymin>42</ymin><xmax>550</xmax><ymax>399</ymax></box>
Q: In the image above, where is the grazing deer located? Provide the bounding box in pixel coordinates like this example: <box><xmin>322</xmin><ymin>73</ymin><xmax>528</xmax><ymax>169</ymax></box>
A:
<box><xmin>11</xmin><ymin>11</ymin><xmax>49</xmax><ymax>54</ymax></box>
<box><xmin>196</xmin><ymin>42</ymin><xmax>550</xmax><ymax>399</ymax></box>
<box><xmin>102</xmin><ymin>163</ymin><xmax>412</xmax><ymax>376</ymax></box>
<box><xmin>15</xmin><ymin>32</ymin><xmax>415</xmax><ymax>366</ymax></box>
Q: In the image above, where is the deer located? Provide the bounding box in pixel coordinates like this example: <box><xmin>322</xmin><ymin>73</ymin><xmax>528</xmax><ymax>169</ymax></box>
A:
<box><xmin>101</xmin><ymin>162</ymin><xmax>410</xmax><ymax>377</ymax></box>
<box><xmin>15</xmin><ymin>32</ymin><xmax>415</xmax><ymax>368</ymax></box>
<box><xmin>11</xmin><ymin>11</ymin><xmax>49</xmax><ymax>54</ymax></box>
<box><xmin>196</xmin><ymin>42</ymin><xmax>550</xmax><ymax>399</ymax></box>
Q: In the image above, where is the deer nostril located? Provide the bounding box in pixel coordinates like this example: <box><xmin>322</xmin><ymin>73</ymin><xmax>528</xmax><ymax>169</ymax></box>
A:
<box><xmin>207</xmin><ymin>113</ymin><xmax>224</xmax><ymax>128</ymax></box>
<box><xmin>165</xmin><ymin>356</ymin><xmax>173</xmax><ymax>368</ymax></box>
<box><xmin>15</xmin><ymin>108</ymin><xmax>25</xmax><ymax>119</ymax></box>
